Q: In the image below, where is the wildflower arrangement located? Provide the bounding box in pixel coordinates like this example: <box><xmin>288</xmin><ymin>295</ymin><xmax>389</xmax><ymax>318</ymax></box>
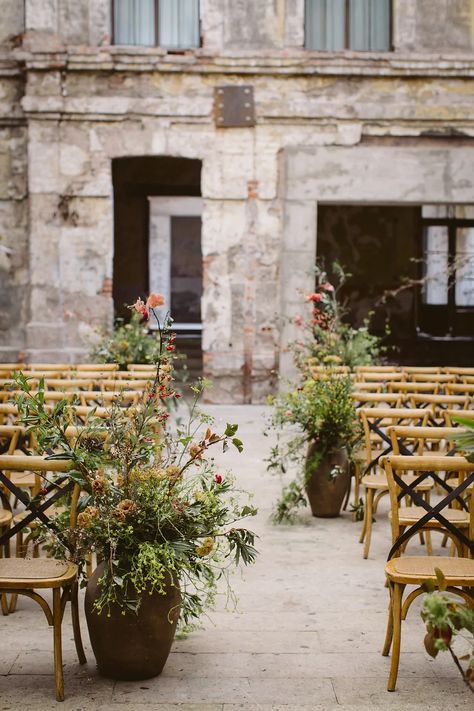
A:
<box><xmin>267</xmin><ymin>373</ymin><xmax>360</xmax><ymax>522</ymax></box>
<box><xmin>293</xmin><ymin>263</ymin><xmax>383</xmax><ymax>371</ymax></box>
<box><xmin>14</xmin><ymin>293</ymin><xmax>257</xmax><ymax>626</ymax></box>
<box><xmin>91</xmin><ymin>298</ymin><xmax>165</xmax><ymax>368</ymax></box>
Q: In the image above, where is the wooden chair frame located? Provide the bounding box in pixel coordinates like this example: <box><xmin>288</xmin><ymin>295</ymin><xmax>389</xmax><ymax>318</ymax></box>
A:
<box><xmin>0</xmin><ymin>455</ymin><xmax>86</xmax><ymax>701</ymax></box>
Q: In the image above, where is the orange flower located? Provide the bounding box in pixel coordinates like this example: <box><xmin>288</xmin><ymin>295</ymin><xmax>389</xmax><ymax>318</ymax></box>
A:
<box><xmin>147</xmin><ymin>293</ymin><xmax>165</xmax><ymax>308</ymax></box>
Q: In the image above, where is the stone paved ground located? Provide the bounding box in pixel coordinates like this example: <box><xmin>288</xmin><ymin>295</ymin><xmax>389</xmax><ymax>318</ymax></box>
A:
<box><xmin>0</xmin><ymin>405</ymin><xmax>472</xmax><ymax>710</ymax></box>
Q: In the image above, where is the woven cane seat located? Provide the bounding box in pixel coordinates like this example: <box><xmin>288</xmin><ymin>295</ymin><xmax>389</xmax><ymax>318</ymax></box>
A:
<box><xmin>10</xmin><ymin>471</ymin><xmax>36</xmax><ymax>488</ymax></box>
<box><xmin>362</xmin><ymin>473</ymin><xmax>432</xmax><ymax>491</ymax></box>
<box><xmin>385</xmin><ymin>555</ymin><xmax>474</xmax><ymax>586</ymax></box>
<box><xmin>0</xmin><ymin>508</ymin><xmax>12</xmax><ymax>526</ymax></box>
<box><xmin>0</xmin><ymin>558</ymin><xmax>76</xmax><ymax>587</ymax></box>
<box><xmin>389</xmin><ymin>506</ymin><xmax>470</xmax><ymax>527</ymax></box>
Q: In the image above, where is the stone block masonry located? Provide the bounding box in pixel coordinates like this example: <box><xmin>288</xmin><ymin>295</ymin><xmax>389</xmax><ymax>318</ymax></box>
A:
<box><xmin>0</xmin><ymin>1</ymin><xmax>474</xmax><ymax>399</ymax></box>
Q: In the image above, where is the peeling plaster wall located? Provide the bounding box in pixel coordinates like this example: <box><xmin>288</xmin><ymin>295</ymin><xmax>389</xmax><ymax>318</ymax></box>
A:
<box><xmin>1</xmin><ymin>1</ymin><xmax>474</xmax><ymax>396</ymax></box>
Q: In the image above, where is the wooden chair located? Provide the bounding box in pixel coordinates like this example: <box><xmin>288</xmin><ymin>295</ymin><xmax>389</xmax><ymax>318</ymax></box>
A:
<box><xmin>0</xmin><ymin>455</ymin><xmax>86</xmax><ymax>701</ymax></box>
<box><xmin>446</xmin><ymin>382</ymin><xmax>474</xmax><ymax>396</ymax></box>
<box><xmin>443</xmin><ymin>408</ymin><xmax>474</xmax><ymax>426</ymax></box>
<box><xmin>75</xmin><ymin>363</ymin><xmax>119</xmax><ymax>372</ymax></box>
<box><xmin>352</xmin><ymin>393</ymin><xmax>403</xmax><ymax>408</ymax></box>
<box><xmin>352</xmin><ymin>381</ymin><xmax>385</xmax><ymax>392</ymax></box>
<box><xmin>381</xmin><ymin>455</ymin><xmax>474</xmax><ymax>691</ymax></box>
<box><xmin>401</xmin><ymin>366</ymin><xmax>441</xmax><ymax>375</ymax></box>
<box><xmin>411</xmin><ymin>373</ymin><xmax>456</xmax><ymax>384</ymax></box>
<box><xmin>354</xmin><ymin>365</ymin><xmax>400</xmax><ymax>373</ymax></box>
<box><xmin>357</xmin><ymin>408</ymin><xmax>432</xmax><ymax>559</ymax></box>
<box><xmin>443</xmin><ymin>367</ymin><xmax>474</xmax><ymax>378</ymax></box>
<box><xmin>359</xmin><ymin>372</ymin><xmax>406</xmax><ymax>382</ymax></box>
<box><xmin>388</xmin><ymin>382</ymin><xmax>441</xmax><ymax>395</ymax></box>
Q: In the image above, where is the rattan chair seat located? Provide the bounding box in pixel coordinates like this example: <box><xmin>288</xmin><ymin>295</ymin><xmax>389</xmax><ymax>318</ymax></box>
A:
<box><xmin>10</xmin><ymin>471</ymin><xmax>36</xmax><ymax>487</ymax></box>
<box><xmin>0</xmin><ymin>558</ymin><xmax>76</xmax><ymax>586</ymax></box>
<box><xmin>0</xmin><ymin>508</ymin><xmax>12</xmax><ymax>526</ymax></box>
<box><xmin>389</xmin><ymin>505</ymin><xmax>469</xmax><ymax>526</ymax></box>
<box><xmin>361</xmin><ymin>473</ymin><xmax>432</xmax><ymax>491</ymax></box>
<box><xmin>385</xmin><ymin>555</ymin><xmax>474</xmax><ymax>585</ymax></box>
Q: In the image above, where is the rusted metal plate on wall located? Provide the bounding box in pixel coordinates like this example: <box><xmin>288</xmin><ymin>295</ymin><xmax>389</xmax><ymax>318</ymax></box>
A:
<box><xmin>214</xmin><ymin>85</ymin><xmax>255</xmax><ymax>128</ymax></box>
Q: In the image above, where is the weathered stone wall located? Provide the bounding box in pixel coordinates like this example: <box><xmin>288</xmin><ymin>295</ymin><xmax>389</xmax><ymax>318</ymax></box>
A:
<box><xmin>1</xmin><ymin>1</ymin><xmax>474</xmax><ymax>396</ymax></box>
<box><xmin>0</xmin><ymin>42</ymin><xmax>28</xmax><ymax>361</ymax></box>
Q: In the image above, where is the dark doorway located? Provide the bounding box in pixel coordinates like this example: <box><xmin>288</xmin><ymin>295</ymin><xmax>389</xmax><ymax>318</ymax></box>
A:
<box><xmin>317</xmin><ymin>204</ymin><xmax>474</xmax><ymax>365</ymax></box>
<box><xmin>112</xmin><ymin>156</ymin><xmax>203</xmax><ymax>376</ymax></box>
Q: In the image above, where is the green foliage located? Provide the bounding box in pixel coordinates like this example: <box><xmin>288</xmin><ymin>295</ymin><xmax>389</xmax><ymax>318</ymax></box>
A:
<box><xmin>451</xmin><ymin>416</ymin><xmax>474</xmax><ymax>463</ymax></box>
<box><xmin>13</xmin><ymin>336</ymin><xmax>257</xmax><ymax>628</ymax></box>
<box><xmin>293</xmin><ymin>262</ymin><xmax>384</xmax><ymax>370</ymax></box>
<box><xmin>421</xmin><ymin>581</ymin><xmax>474</xmax><ymax>691</ymax></box>
<box><xmin>90</xmin><ymin>311</ymin><xmax>163</xmax><ymax>367</ymax></box>
<box><xmin>267</xmin><ymin>373</ymin><xmax>361</xmax><ymax>523</ymax></box>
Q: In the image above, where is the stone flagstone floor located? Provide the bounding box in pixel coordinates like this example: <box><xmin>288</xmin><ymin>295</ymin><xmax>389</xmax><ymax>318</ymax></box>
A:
<box><xmin>0</xmin><ymin>405</ymin><xmax>472</xmax><ymax>710</ymax></box>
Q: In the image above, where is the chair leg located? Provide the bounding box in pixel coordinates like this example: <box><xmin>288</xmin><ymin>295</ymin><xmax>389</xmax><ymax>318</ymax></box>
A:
<box><xmin>359</xmin><ymin>488</ymin><xmax>368</xmax><ymax>543</ymax></box>
<box><xmin>382</xmin><ymin>582</ymin><xmax>393</xmax><ymax>657</ymax></box>
<box><xmin>353</xmin><ymin>462</ymin><xmax>360</xmax><ymax>512</ymax></box>
<box><xmin>52</xmin><ymin>587</ymin><xmax>65</xmax><ymax>702</ymax></box>
<box><xmin>1</xmin><ymin>593</ymin><xmax>9</xmax><ymax>616</ymax></box>
<box><xmin>425</xmin><ymin>531</ymin><xmax>433</xmax><ymax>556</ymax></box>
<box><xmin>363</xmin><ymin>489</ymin><xmax>374</xmax><ymax>559</ymax></box>
<box><xmin>70</xmin><ymin>583</ymin><xmax>86</xmax><ymax>665</ymax></box>
<box><xmin>387</xmin><ymin>583</ymin><xmax>405</xmax><ymax>692</ymax></box>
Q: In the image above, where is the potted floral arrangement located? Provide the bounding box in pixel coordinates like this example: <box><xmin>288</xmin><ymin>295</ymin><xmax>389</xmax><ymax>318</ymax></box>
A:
<box><xmin>14</xmin><ymin>294</ymin><xmax>257</xmax><ymax>681</ymax></box>
<box><xmin>90</xmin><ymin>306</ymin><xmax>164</xmax><ymax>368</ymax></box>
<box><xmin>267</xmin><ymin>372</ymin><xmax>359</xmax><ymax>522</ymax></box>
<box><xmin>293</xmin><ymin>263</ymin><xmax>383</xmax><ymax>371</ymax></box>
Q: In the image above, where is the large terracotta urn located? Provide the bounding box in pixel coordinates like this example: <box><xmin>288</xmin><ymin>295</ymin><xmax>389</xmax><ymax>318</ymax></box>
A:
<box><xmin>85</xmin><ymin>562</ymin><xmax>181</xmax><ymax>680</ymax></box>
<box><xmin>305</xmin><ymin>445</ymin><xmax>350</xmax><ymax>518</ymax></box>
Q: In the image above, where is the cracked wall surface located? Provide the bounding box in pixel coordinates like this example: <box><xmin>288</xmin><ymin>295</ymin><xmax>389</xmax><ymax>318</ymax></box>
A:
<box><xmin>0</xmin><ymin>1</ymin><xmax>474</xmax><ymax>399</ymax></box>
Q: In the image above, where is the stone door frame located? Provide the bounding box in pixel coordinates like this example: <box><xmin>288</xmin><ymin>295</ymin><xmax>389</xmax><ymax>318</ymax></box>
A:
<box><xmin>279</xmin><ymin>143</ymin><xmax>474</xmax><ymax>379</ymax></box>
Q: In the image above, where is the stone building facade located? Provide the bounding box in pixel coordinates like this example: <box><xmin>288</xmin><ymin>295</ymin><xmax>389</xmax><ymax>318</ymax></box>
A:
<box><xmin>1</xmin><ymin>1</ymin><xmax>474</xmax><ymax>401</ymax></box>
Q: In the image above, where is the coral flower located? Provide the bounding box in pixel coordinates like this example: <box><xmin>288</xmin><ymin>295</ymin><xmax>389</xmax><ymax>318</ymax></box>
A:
<box><xmin>131</xmin><ymin>297</ymin><xmax>149</xmax><ymax>320</ymax></box>
<box><xmin>306</xmin><ymin>292</ymin><xmax>322</xmax><ymax>302</ymax></box>
<box><xmin>294</xmin><ymin>314</ymin><xmax>303</xmax><ymax>326</ymax></box>
<box><xmin>146</xmin><ymin>293</ymin><xmax>165</xmax><ymax>308</ymax></box>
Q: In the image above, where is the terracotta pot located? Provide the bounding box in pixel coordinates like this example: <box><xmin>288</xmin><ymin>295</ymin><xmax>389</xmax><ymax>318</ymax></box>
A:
<box><xmin>85</xmin><ymin>562</ymin><xmax>181</xmax><ymax>680</ymax></box>
<box><xmin>304</xmin><ymin>445</ymin><xmax>350</xmax><ymax>518</ymax></box>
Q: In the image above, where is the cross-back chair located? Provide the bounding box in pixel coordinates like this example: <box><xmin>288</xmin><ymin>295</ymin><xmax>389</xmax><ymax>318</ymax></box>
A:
<box><xmin>0</xmin><ymin>455</ymin><xmax>86</xmax><ymax>701</ymax></box>
<box><xmin>356</xmin><ymin>408</ymin><xmax>432</xmax><ymax>559</ymax></box>
<box><xmin>380</xmin><ymin>454</ymin><xmax>474</xmax><ymax>692</ymax></box>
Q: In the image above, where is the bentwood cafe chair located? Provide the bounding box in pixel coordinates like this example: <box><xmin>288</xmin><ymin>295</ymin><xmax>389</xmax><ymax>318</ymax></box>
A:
<box><xmin>0</xmin><ymin>455</ymin><xmax>86</xmax><ymax>701</ymax></box>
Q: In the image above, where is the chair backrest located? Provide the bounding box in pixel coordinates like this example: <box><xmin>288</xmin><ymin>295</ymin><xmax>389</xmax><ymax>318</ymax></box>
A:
<box><xmin>359</xmin><ymin>372</ymin><xmax>405</xmax><ymax>382</ymax></box>
<box><xmin>446</xmin><ymin>383</ymin><xmax>474</xmax><ymax>396</ymax></box>
<box><xmin>407</xmin><ymin>394</ymin><xmax>470</xmax><ymax>413</ymax></box>
<box><xmin>411</xmin><ymin>373</ymin><xmax>457</xmax><ymax>383</ymax></box>
<box><xmin>402</xmin><ymin>366</ymin><xmax>441</xmax><ymax>374</ymax></box>
<box><xmin>444</xmin><ymin>367</ymin><xmax>474</xmax><ymax>377</ymax></box>
<box><xmin>382</xmin><ymin>454</ymin><xmax>474</xmax><ymax>557</ymax></box>
<box><xmin>76</xmin><ymin>363</ymin><xmax>119</xmax><ymax>371</ymax></box>
<box><xmin>352</xmin><ymin>382</ymin><xmax>384</xmax><ymax>392</ymax></box>
<box><xmin>357</xmin><ymin>408</ymin><xmax>431</xmax><ymax>466</ymax></box>
<box><xmin>388</xmin><ymin>382</ymin><xmax>440</xmax><ymax>394</ymax></box>
<box><xmin>443</xmin><ymin>409</ymin><xmax>474</xmax><ymax>426</ymax></box>
<box><xmin>352</xmin><ymin>393</ymin><xmax>403</xmax><ymax>408</ymax></box>
<box><xmin>387</xmin><ymin>425</ymin><xmax>463</xmax><ymax>456</ymax></box>
<box><xmin>0</xmin><ymin>455</ymin><xmax>80</xmax><ymax>528</ymax></box>
<box><xmin>354</xmin><ymin>365</ymin><xmax>400</xmax><ymax>373</ymax></box>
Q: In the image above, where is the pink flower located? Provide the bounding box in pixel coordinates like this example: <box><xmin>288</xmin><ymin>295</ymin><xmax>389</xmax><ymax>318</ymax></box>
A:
<box><xmin>294</xmin><ymin>314</ymin><xmax>303</xmax><ymax>326</ymax></box>
<box><xmin>320</xmin><ymin>282</ymin><xmax>334</xmax><ymax>292</ymax></box>
<box><xmin>214</xmin><ymin>474</ymin><xmax>223</xmax><ymax>484</ymax></box>
<box><xmin>306</xmin><ymin>292</ymin><xmax>322</xmax><ymax>302</ymax></box>
<box><xmin>285</xmin><ymin>410</ymin><xmax>294</xmax><ymax>418</ymax></box>
<box><xmin>131</xmin><ymin>298</ymin><xmax>149</xmax><ymax>319</ymax></box>
<box><xmin>147</xmin><ymin>293</ymin><xmax>165</xmax><ymax>308</ymax></box>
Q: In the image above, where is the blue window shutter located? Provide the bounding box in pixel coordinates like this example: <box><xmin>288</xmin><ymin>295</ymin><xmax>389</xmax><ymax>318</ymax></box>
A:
<box><xmin>305</xmin><ymin>0</ymin><xmax>345</xmax><ymax>51</ymax></box>
<box><xmin>159</xmin><ymin>0</ymin><xmax>200</xmax><ymax>49</ymax></box>
<box><xmin>114</xmin><ymin>0</ymin><xmax>156</xmax><ymax>46</ymax></box>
